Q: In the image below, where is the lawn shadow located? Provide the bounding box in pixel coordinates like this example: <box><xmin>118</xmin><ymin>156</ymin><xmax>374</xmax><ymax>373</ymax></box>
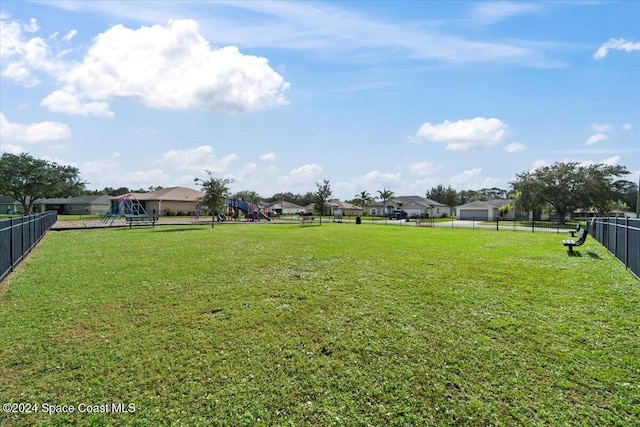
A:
<box><xmin>587</xmin><ymin>251</ymin><xmax>603</xmax><ymax>260</ymax></box>
<box><xmin>154</xmin><ymin>227</ymin><xmax>206</xmax><ymax>233</ymax></box>
<box><xmin>568</xmin><ymin>251</ymin><xmax>583</xmax><ymax>257</ymax></box>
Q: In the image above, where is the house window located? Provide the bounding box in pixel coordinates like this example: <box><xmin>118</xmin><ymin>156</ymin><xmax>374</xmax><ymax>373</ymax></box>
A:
<box><xmin>370</xmin><ymin>208</ymin><xmax>377</xmax><ymax>216</ymax></box>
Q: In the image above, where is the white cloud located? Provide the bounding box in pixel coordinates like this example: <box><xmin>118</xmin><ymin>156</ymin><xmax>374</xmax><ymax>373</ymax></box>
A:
<box><xmin>601</xmin><ymin>155</ymin><xmax>621</xmax><ymax>166</ymax></box>
<box><xmin>409</xmin><ymin>161</ymin><xmax>440</xmax><ymax>176</ymax></box>
<box><xmin>277</xmin><ymin>163</ymin><xmax>323</xmax><ymax>192</ymax></box>
<box><xmin>159</xmin><ymin>145</ymin><xmax>239</xmax><ymax>174</ymax></box>
<box><xmin>62</xmin><ymin>29</ymin><xmax>77</xmax><ymax>41</ymax></box>
<box><xmin>585</xmin><ymin>133</ymin><xmax>608</xmax><ymax>145</ymax></box>
<box><xmin>622</xmin><ymin>124</ymin><xmax>632</xmax><ymax>131</ymax></box>
<box><xmin>41</xmin><ymin>90</ymin><xmax>114</xmax><ymax>117</ymax></box>
<box><xmin>410</xmin><ymin>117</ymin><xmax>508</xmax><ymax>152</ymax></box>
<box><xmin>58</xmin><ymin>19</ymin><xmax>289</xmax><ymax>114</ymax></box>
<box><xmin>450</xmin><ymin>167</ymin><xmax>501</xmax><ymax>190</ymax></box>
<box><xmin>590</xmin><ymin>123</ymin><xmax>612</xmax><ymax>133</ymax></box>
<box><xmin>594</xmin><ymin>38</ymin><xmax>640</xmax><ymax>60</ymax></box>
<box><xmin>504</xmin><ymin>142</ymin><xmax>528</xmax><ymax>153</ymax></box>
<box><xmin>0</xmin><ymin>143</ymin><xmax>26</xmax><ymax>154</ymax></box>
<box><xmin>82</xmin><ymin>153</ymin><xmax>172</xmax><ymax>190</ymax></box>
<box><xmin>260</xmin><ymin>152</ymin><xmax>276</xmax><ymax>161</ymax></box>
<box><xmin>0</xmin><ymin>15</ymin><xmax>62</xmax><ymax>87</ymax></box>
<box><xmin>473</xmin><ymin>2</ymin><xmax>540</xmax><ymax>25</ymax></box>
<box><xmin>0</xmin><ymin>113</ymin><xmax>71</xmax><ymax>143</ymax></box>
<box><xmin>23</xmin><ymin>18</ymin><xmax>39</xmax><ymax>33</ymax></box>
<box><xmin>288</xmin><ymin>163</ymin><xmax>323</xmax><ymax>180</ymax></box>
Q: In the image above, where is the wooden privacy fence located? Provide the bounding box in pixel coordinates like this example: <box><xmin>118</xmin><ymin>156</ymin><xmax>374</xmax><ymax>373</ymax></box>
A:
<box><xmin>589</xmin><ymin>217</ymin><xmax>640</xmax><ymax>280</ymax></box>
<box><xmin>0</xmin><ymin>212</ymin><xmax>58</xmax><ymax>283</ymax></box>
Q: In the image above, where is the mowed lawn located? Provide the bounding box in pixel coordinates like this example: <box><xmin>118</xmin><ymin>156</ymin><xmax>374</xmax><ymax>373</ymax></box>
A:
<box><xmin>0</xmin><ymin>223</ymin><xmax>638</xmax><ymax>426</ymax></box>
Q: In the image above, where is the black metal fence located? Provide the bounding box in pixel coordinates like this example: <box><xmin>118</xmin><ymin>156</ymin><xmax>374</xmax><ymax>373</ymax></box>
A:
<box><xmin>588</xmin><ymin>217</ymin><xmax>640</xmax><ymax>279</ymax></box>
<box><xmin>0</xmin><ymin>211</ymin><xmax>58</xmax><ymax>283</ymax></box>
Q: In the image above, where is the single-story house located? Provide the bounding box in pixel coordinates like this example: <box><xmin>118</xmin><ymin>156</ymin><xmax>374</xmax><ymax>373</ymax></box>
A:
<box><xmin>38</xmin><ymin>195</ymin><xmax>112</xmax><ymax>215</ymax></box>
<box><xmin>0</xmin><ymin>196</ymin><xmax>23</xmax><ymax>214</ymax></box>
<box><xmin>306</xmin><ymin>200</ymin><xmax>363</xmax><ymax>216</ymax></box>
<box><xmin>456</xmin><ymin>199</ymin><xmax>514</xmax><ymax>220</ymax></box>
<box><xmin>127</xmin><ymin>187</ymin><xmax>204</xmax><ymax>216</ymax></box>
<box><xmin>367</xmin><ymin>196</ymin><xmax>450</xmax><ymax>218</ymax></box>
<box><xmin>268</xmin><ymin>200</ymin><xmax>307</xmax><ymax>215</ymax></box>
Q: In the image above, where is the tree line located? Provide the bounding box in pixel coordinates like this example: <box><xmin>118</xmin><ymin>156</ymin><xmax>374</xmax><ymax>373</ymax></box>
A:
<box><xmin>1</xmin><ymin>152</ymin><xmax>637</xmax><ymax>218</ymax></box>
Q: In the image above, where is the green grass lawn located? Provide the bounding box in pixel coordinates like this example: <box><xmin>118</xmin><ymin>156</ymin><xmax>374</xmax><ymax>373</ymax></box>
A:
<box><xmin>1</xmin><ymin>224</ymin><xmax>638</xmax><ymax>426</ymax></box>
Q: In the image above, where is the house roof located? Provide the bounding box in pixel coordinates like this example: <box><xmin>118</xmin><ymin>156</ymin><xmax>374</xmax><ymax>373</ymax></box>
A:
<box><xmin>368</xmin><ymin>195</ymin><xmax>446</xmax><ymax>209</ymax></box>
<box><xmin>269</xmin><ymin>200</ymin><xmax>306</xmax><ymax>210</ymax></box>
<box><xmin>329</xmin><ymin>199</ymin><xmax>361</xmax><ymax>209</ymax></box>
<box><xmin>121</xmin><ymin>187</ymin><xmax>204</xmax><ymax>202</ymax></box>
<box><xmin>457</xmin><ymin>199</ymin><xmax>510</xmax><ymax>209</ymax></box>
<box><xmin>0</xmin><ymin>195</ymin><xmax>20</xmax><ymax>204</ymax></box>
<box><xmin>38</xmin><ymin>195</ymin><xmax>112</xmax><ymax>205</ymax></box>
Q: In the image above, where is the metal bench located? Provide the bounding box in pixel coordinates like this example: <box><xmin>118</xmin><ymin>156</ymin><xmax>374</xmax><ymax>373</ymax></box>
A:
<box><xmin>569</xmin><ymin>223</ymin><xmax>581</xmax><ymax>237</ymax></box>
<box><xmin>301</xmin><ymin>216</ymin><xmax>315</xmax><ymax>224</ymax></box>
<box><xmin>125</xmin><ymin>215</ymin><xmax>156</xmax><ymax>228</ymax></box>
<box><xmin>563</xmin><ymin>227</ymin><xmax>587</xmax><ymax>252</ymax></box>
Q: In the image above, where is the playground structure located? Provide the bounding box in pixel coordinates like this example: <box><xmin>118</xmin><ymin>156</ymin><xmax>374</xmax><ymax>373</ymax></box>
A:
<box><xmin>102</xmin><ymin>194</ymin><xmax>156</xmax><ymax>227</ymax></box>
<box><xmin>226</xmin><ymin>198</ymin><xmax>271</xmax><ymax>222</ymax></box>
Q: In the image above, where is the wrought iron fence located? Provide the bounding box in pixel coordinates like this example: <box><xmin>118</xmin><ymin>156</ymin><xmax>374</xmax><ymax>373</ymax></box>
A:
<box><xmin>588</xmin><ymin>217</ymin><xmax>640</xmax><ymax>279</ymax></box>
<box><xmin>0</xmin><ymin>211</ymin><xmax>58</xmax><ymax>283</ymax></box>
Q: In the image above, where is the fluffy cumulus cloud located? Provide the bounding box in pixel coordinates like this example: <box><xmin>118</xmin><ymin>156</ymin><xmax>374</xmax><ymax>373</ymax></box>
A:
<box><xmin>594</xmin><ymin>38</ymin><xmax>640</xmax><ymax>60</ymax></box>
<box><xmin>585</xmin><ymin>133</ymin><xmax>608</xmax><ymax>146</ymax></box>
<box><xmin>276</xmin><ymin>163</ymin><xmax>323</xmax><ymax>192</ymax></box>
<box><xmin>159</xmin><ymin>145</ymin><xmax>239</xmax><ymax>174</ymax></box>
<box><xmin>410</xmin><ymin>117</ymin><xmax>508</xmax><ymax>151</ymax></box>
<box><xmin>0</xmin><ymin>113</ymin><xmax>71</xmax><ymax>143</ymax></box>
<box><xmin>40</xmin><ymin>90</ymin><xmax>114</xmax><ymax>117</ymax></box>
<box><xmin>51</xmin><ymin>19</ymin><xmax>289</xmax><ymax>114</ymax></box>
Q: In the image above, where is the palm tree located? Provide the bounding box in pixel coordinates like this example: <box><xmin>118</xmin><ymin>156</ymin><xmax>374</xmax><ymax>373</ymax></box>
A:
<box><xmin>354</xmin><ymin>190</ymin><xmax>373</xmax><ymax>216</ymax></box>
<box><xmin>377</xmin><ymin>188</ymin><xmax>396</xmax><ymax>222</ymax></box>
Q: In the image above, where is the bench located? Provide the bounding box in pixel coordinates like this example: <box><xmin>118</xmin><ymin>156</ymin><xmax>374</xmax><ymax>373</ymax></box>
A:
<box><xmin>569</xmin><ymin>223</ymin><xmax>581</xmax><ymax>237</ymax></box>
<box><xmin>301</xmin><ymin>216</ymin><xmax>315</xmax><ymax>224</ymax></box>
<box><xmin>563</xmin><ymin>228</ymin><xmax>587</xmax><ymax>252</ymax></box>
<box><xmin>125</xmin><ymin>215</ymin><xmax>156</xmax><ymax>228</ymax></box>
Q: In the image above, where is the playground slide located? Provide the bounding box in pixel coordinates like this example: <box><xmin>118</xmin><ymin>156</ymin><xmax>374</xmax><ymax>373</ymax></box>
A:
<box><xmin>259</xmin><ymin>212</ymin><xmax>271</xmax><ymax>221</ymax></box>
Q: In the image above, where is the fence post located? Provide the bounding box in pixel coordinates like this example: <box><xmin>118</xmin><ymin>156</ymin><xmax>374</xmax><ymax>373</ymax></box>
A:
<box><xmin>9</xmin><ymin>217</ymin><xmax>14</xmax><ymax>274</ymax></box>
<box><xmin>625</xmin><ymin>217</ymin><xmax>629</xmax><ymax>270</ymax></box>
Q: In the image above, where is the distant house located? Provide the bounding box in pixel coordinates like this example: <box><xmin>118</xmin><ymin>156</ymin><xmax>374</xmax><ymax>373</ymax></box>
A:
<box><xmin>267</xmin><ymin>200</ymin><xmax>306</xmax><ymax>216</ymax></box>
<box><xmin>306</xmin><ymin>200</ymin><xmax>362</xmax><ymax>216</ymax></box>
<box><xmin>0</xmin><ymin>196</ymin><xmax>22</xmax><ymax>214</ymax></box>
<box><xmin>127</xmin><ymin>187</ymin><xmax>204</xmax><ymax>216</ymax></box>
<box><xmin>329</xmin><ymin>199</ymin><xmax>362</xmax><ymax>216</ymax></box>
<box><xmin>367</xmin><ymin>195</ymin><xmax>450</xmax><ymax>218</ymax></box>
<box><xmin>456</xmin><ymin>199</ymin><xmax>513</xmax><ymax>220</ymax></box>
<box><xmin>37</xmin><ymin>195</ymin><xmax>112</xmax><ymax>215</ymax></box>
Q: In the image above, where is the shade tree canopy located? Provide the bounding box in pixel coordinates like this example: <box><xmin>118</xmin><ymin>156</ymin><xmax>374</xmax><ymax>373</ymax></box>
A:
<box><xmin>510</xmin><ymin>162</ymin><xmax>630</xmax><ymax>223</ymax></box>
<box><xmin>0</xmin><ymin>153</ymin><xmax>86</xmax><ymax>214</ymax></box>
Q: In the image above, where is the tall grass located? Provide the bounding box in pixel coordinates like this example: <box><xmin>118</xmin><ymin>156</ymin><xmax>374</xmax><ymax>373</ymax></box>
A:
<box><xmin>1</xmin><ymin>224</ymin><xmax>638</xmax><ymax>426</ymax></box>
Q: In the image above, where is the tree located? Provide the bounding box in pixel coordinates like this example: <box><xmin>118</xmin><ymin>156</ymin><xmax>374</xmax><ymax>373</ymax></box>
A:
<box><xmin>314</xmin><ymin>180</ymin><xmax>332</xmax><ymax>223</ymax></box>
<box><xmin>377</xmin><ymin>188</ymin><xmax>396</xmax><ymax>219</ymax></box>
<box><xmin>233</xmin><ymin>190</ymin><xmax>263</xmax><ymax>204</ymax></box>
<box><xmin>426</xmin><ymin>185</ymin><xmax>458</xmax><ymax>208</ymax></box>
<box><xmin>194</xmin><ymin>172</ymin><xmax>233</xmax><ymax>227</ymax></box>
<box><xmin>510</xmin><ymin>162</ymin><xmax>629</xmax><ymax>223</ymax></box>
<box><xmin>353</xmin><ymin>191</ymin><xmax>374</xmax><ymax>214</ymax></box>
<box><xmin>0</xmin><ymin>153</ymin><xmax>85</xmax><ymax>214</ymax></box>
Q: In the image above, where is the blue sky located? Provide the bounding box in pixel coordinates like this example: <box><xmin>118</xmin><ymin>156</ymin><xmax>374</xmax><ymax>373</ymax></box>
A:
<box><xmin>1</xmin><ymin>1</ymin><xmax>639</xmax><ymax>200</ymax></box>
